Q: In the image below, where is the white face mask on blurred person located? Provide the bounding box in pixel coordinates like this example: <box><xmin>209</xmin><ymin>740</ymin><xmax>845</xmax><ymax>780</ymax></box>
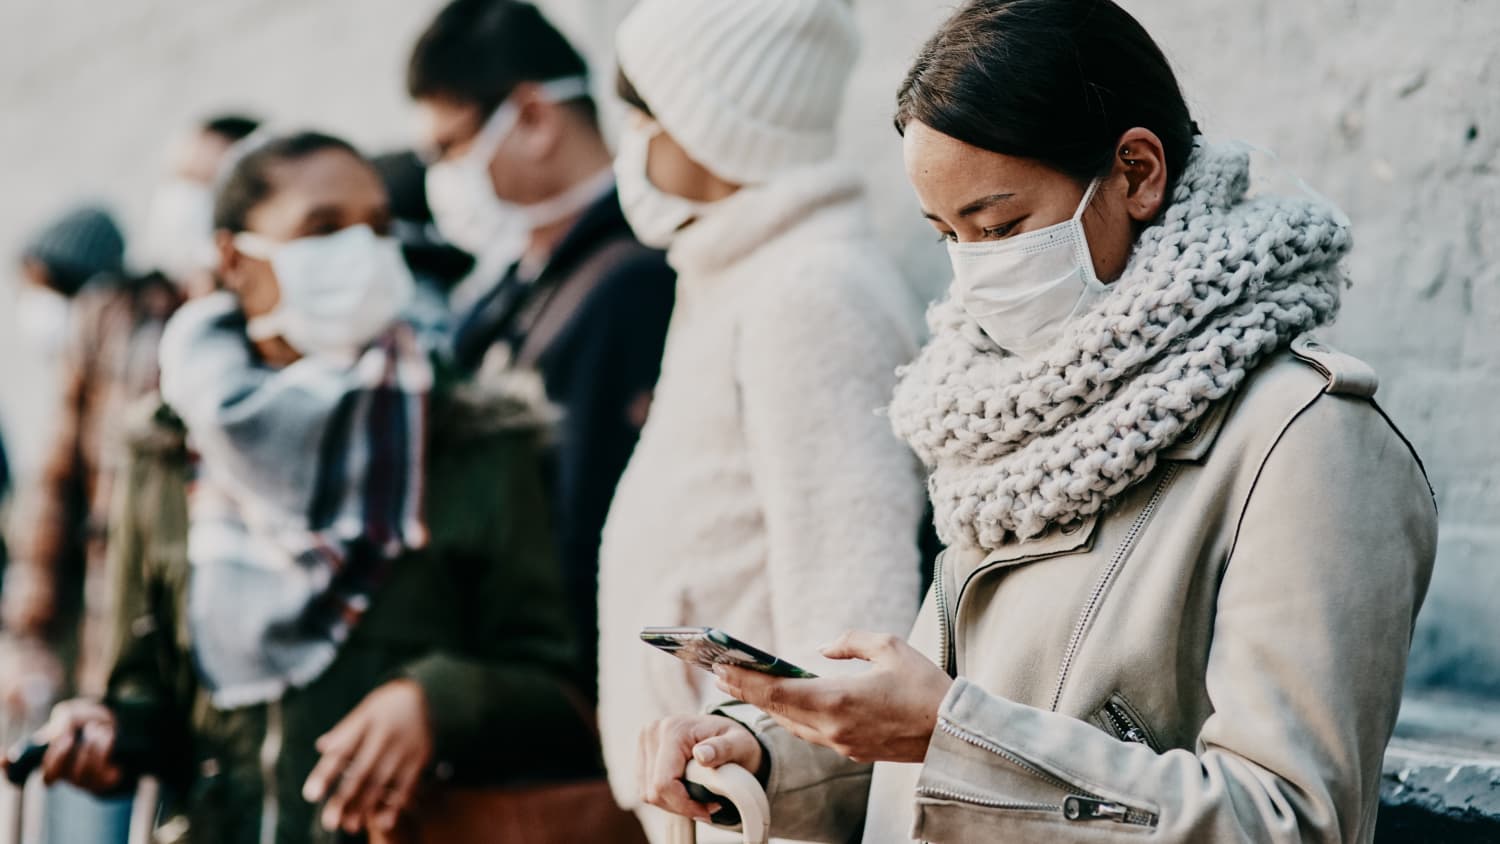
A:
<box><xmin>425</xmin><ymin>76</ymin><xmax>598</xmax><ymax>259</ymax></box>
<box><xmin>234</xmin><ymin>224</ymin><xmax>415</xmax><ymax>357</ymax></box>
<box><xmin>14</xmin><ymin>284</ymin><xmax>71</xmax><ymax>355</ymax></box>
<box><xmin>615</xmin><ymin>120</ymin><xmax>720</xmax><ymax>250</ymax></box>
<box><xmin>141</xmin><ymin>178</ymin><xmax>218</xmax><ymax>283</ymax></box>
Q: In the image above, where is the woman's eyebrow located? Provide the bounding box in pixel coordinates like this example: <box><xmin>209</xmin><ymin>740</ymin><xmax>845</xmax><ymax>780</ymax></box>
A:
<box><xmin>956</xmin><ymin>193</ymin><xmax>1016</xmax><ymax>217</ymax></box>
<box><xmin>921</xmin><ymin>192</ymin><xmax>1018</xmax><ymax>222</ymax></box>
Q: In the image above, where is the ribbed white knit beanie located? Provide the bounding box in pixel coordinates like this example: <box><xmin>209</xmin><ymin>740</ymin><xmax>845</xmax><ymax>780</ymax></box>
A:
<box><xmin>616</xmin><ymin>0</ymin><xmax>858</xmax><ymax>185</ymax></box>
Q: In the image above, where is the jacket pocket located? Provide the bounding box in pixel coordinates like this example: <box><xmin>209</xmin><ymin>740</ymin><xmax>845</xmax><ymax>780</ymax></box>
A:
<box><xmin>1092</xmin><ymin>692</ymin><xmax>1161</xmax><ymax>753</ymax></box>
<box><xmin>920</xmin><ymin>716</ymin><xmax>1160</xmax><ymax>828</ymax></box>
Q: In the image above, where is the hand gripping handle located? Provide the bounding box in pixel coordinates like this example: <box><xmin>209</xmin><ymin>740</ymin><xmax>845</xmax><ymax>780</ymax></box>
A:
<box><xmin>665</xmin><ymin>761</ymin><xmax>770</xmax><ymax>844</ymax></box>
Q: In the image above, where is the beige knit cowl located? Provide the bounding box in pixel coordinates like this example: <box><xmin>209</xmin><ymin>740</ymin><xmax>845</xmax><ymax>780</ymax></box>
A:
<box><xmin>889</xmin><ymin>142</ymin><xmax>1351</xmax><ymax>549</ymax></box>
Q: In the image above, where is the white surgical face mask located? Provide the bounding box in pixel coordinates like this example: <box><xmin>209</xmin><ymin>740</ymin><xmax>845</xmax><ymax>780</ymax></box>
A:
<box><xmin>425</xmin><ymin>76</ymin><xmax>596</xmax><ymax>259</ymax></box>
<box><xmin>948</xmin><ymin>178</ymin><xmax>1110</xmax><ymax>359</ymax></box>
<box><xmin>141</xmin><ymin>178</ymin><xmax>217</xmax><ymax>283</ymax></box>
<box><xmin>14</xmin><ymin>285</ymin><xmax>71</xmax><ymax>356</ymax></box>
<box><xmin>234</xmin><ymin>224</ymin><xmax>415</xmax><ymax>357</ymax></box>
<box><xmin>614</xmin><ymin>120</ymin><xmax>709</xmax><ymax>249</ymax></box>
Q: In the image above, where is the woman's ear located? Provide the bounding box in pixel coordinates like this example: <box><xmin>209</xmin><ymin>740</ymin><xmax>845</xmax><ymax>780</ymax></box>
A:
<box><xmin>511</xmin><ymin>83</ymin><xmax>564</xmax><ymax>162</ymax></box>
<box><xmin>1111</xmin><ymin>127</ymin><xmax>1169</xmax><ymax>223</ymax></box>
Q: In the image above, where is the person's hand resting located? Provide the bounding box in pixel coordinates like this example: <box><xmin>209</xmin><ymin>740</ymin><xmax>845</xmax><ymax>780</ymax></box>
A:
<box><xmin>302</xmin><ymin>679</ymin><xmax>433</xmax><ymax>835</ymax></box>
<box><xmin>0</xmin><ymin>699</ymin><xmax>127</xmax><ymax>794</ymax></box>
<box><xmin>713</xmin><ymin>631</ymin><xmax>952</xmax><ymax>764</ymax></box>
<box><xmin>638</xmin><ymin>714</ymin><xmax>764</xmax><ymax>823</ymax></box>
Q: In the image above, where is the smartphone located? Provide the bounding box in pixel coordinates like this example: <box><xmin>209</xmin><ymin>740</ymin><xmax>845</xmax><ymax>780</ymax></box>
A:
<box><xmin>640</xmin><ymin>627</ymin><xmax>818</xmax><ymax>679</ymax></box>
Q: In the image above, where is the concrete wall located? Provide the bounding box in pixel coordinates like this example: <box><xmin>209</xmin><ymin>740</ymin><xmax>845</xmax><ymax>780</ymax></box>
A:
<box><xmin>2</xmin><ymin>0</ymin><xmax>1496</xmax><ymax>694</ymax></box>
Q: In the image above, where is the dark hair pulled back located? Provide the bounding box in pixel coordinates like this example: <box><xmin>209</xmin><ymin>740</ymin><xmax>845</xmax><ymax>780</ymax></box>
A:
<box><xmin>213</xmin><ymin>132</ymin><xmax>363</xmax><ymax>233</ymax></box>
<box><xmin>896</xmin><ymin>0</ymin><xmax>1199</xmax><ymax>189</ymax></box>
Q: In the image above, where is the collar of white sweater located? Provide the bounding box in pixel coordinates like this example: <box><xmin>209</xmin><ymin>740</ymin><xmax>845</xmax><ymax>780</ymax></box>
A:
<box><xmin>667</xmin><ymin>159</ymin><xmax>867</xmax><ymax>280</ymax></box>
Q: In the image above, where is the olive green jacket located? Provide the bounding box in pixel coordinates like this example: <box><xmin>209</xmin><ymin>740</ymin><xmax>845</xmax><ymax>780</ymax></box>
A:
<box><xmin>103</xmin><ymin>378</ymin><xmax>600</xmax><ymax>844</ymax></box>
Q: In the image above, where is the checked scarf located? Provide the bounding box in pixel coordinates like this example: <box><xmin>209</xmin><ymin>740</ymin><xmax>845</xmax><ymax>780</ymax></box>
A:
<box><xmin>159</xmin><ymin>293</ymin><xmax>432</xmax><ymax>708</ymax></box>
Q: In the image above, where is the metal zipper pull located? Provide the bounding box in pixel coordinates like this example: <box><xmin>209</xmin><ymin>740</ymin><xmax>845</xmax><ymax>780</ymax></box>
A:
<box><xmin>1103</xmin><ymin>698</ymin><xmax>1156</xmax><ymax>750</ymax></box>
<box><xmin>1063</xmin><ymin>795</ymin><xmax>1131</xmax><ymax>823</ymax></box>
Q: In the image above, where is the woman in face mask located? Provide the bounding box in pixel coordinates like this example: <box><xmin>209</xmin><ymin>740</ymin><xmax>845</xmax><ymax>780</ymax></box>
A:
<box><xmin>636</xmin><ymin>1</ymin><xmax>1437</xmax><ymax>842</ymax></box>
<box><xmin>14</xmin><ymin>132</ymin><xmax>603</xmax><ymax>843</ymax></box>
<box><xmin>595</xmin><ymin>0</ymin><xmax>931</xmax><ymax>839</ymax></box>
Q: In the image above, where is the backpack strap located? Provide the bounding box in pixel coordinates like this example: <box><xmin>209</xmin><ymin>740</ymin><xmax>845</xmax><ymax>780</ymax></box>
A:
<box><xmin>514</xmin><ymin>236</ymin><xmax>644</xmax><ymax>369</ymax></box>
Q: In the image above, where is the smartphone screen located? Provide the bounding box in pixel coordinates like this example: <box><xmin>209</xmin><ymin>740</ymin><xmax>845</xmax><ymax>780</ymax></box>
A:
<box><xmin>640</xmin><ymin>627</ymin><xmax>818</xmax><ymax>679</ymax></box>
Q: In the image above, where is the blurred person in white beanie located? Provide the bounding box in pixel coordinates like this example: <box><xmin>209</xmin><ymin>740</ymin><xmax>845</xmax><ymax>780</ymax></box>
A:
<box><xmin>596</xmin><ymin>0</ymin><xmax>929</xmax><ymax>839</ymax></box>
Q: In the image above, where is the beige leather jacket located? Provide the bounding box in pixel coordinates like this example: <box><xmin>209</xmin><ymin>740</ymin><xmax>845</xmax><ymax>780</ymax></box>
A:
<box><xmin>727</xmin><ymin>339</ymin><xmax>1437</xmax><ymax>843</ymax></box>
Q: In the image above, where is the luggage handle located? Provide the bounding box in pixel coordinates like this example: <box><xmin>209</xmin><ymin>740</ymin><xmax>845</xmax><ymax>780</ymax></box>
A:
<box><xmin>665</xmin><ymin>762</ymin><xmax>769</xmax><ymax>844</ymax></box>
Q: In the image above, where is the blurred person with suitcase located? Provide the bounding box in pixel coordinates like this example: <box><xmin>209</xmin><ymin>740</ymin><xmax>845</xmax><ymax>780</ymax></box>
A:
<box><xmin>2</xmin><ymin>116</ymin><xmax>258</xmax><ymax>844</ymax></box>
<box><xmin>4</xmin><ymin>132</ymin><xmax>612</xmax><ymax>843</ymax></box>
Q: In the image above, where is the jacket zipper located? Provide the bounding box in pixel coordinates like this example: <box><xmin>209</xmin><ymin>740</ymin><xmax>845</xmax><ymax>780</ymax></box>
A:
<box><xmin>1049</xmin><ymin>465</ymin><xmax>1178</xmax><ymax>711</ymax></box>
<box><xmin>259</xmin><ymin>700</ymin><xmax>282</xmax><ymax>844</ymax></box>
<box><xmin>1102</xmin><ymin>697</ymin><xmax>1156</xmax><ymax>750</ymax></box>
<box><xmin>934</xmin><ymin>551</ymin><xmax>955</xmax><ymax>676</ymax></box>
<box><xmin>936</xmin><ymin>718</ymin><xmax>1157</xmax><ymax>826</ymax></box>
<box><xmin>915</xmin><ymin>785</ymin><xmax>1057</xmax><ymax>814</ymax></box>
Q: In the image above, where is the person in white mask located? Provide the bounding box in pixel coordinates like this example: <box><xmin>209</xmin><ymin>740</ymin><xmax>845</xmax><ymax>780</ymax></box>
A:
<box><xmin>138</xmin><ymin>114</ymin><xmax>262</xmax><ymax>297</ymax></box>
<box><xmin>407</xmin><ymin>0</ymin><xmax>676</xmax><ymax>700</ymax></box>
<box><xmin>637</xmin><ymin>2</ymin><xmax>1435</xmax><ymax>842</ymax></box>
<box><xmin>596</xmin><ymin>1</ymin><xmax>930</xmax><ymax>840</ymax></box>
<box><xmin>19</xmin><ymin>130</ymin><xmax>606</xmax><ymax>843</ymax></box>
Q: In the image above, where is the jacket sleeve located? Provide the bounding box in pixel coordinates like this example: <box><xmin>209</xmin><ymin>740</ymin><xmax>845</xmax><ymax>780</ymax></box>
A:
<box><xmin>735</xmin><ymin>262</ymin><xmax>925</xmax><ymax>674</ymax></box>
<box><xmin>713</xmin><ymin>589</ymin><xmax>946</xmax><ymax>841</ymax></box>
<box><xmin>717</xmin><ymin>701</ymin><xmax>874</xmax><ymax>842</ymax></box>
<box><xmin>912</xmin><ymin>393</ymin><xmax>1437</xmax><ymax>842</ymax></box>
<box><xmin>403</xmin><ymin>431</ymin><xmax>600</xmax><ymax>782</ymax></box>
<box><xmin>101</xmin><ymin>428</ymin><xmax>196</xmax><ymax>786</ymax></box>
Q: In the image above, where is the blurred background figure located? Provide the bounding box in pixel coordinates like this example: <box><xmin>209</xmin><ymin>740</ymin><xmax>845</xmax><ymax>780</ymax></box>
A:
<box><xmin>2</xmin><ymin>114</ymin><xmax>256</xmax><ymax>844</ymax></box>
<box><xmin>369</xmin><ymin>148</ymin><xmax>476</xmax><ymax>339</ymax></box>
<box><xmin>407</xmin><ymin>0</ymin><xmax>675</xmax><ymax>699</ymax></box>
<box><xmin>2</xmin><ymin>110</ymin><xmax>263</xmax><ymax>722</ymax></box>
<box><xmin>137</xmin><ymin>115</ymin><xmax>263</xmax><ymax>298</ymax></box>
<box><xmin>9</xmin><ymin>206</ymin><xmax>124</xmax><ymax>362</ymax></box>
<box><xmin>14</xmin><ymin>131</ymin><xmax>606</xmax><ymax>844</ymax></box>
<box><xmin>2</xmin><ymin>203</ymin><xmax>139</xmax><ymax>843</ymax></box>
<box><xmin>596</xmin><ymin>0</ymin><xmax>927</xmax><ymax>839</ymax></box>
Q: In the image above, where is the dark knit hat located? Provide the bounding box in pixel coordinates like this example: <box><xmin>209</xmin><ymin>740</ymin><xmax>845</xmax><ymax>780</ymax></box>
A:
<box><xmin>22</xmin><ymin>205</ymin><xmax>126</xmax><ymax>296</ymax></box>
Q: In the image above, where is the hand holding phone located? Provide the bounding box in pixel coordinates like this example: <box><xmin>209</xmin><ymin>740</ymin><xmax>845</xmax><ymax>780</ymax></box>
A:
<box><xmin>640</xmin><ymin>627</ymin><xmax>817</xmax><ymax>679</ymax></box>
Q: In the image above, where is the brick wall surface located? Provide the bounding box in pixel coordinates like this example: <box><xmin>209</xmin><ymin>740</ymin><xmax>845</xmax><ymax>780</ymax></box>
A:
<box><xmin>1</xmin><ymin>0</ymin><xmax>1495</xmax><ymax>694</ymax></box>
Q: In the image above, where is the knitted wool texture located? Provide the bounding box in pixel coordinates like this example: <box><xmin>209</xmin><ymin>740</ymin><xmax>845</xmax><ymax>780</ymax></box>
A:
<box><xmin>889</xmin><ymin>142</ymin><xmax>1351</xmax><ymax>549</ymax></box>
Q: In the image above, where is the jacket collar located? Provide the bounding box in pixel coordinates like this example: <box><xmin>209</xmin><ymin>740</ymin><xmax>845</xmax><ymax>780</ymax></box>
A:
<box><xmin>1159</xmin><ymin>395</ymin><xmax>1235</xmax><ymax>463</ymax></box>
<box><xmin>955</xmin><ymin>398</ymin><xmax>1234</xmax><ymax>580</ymax></box>
<box><xmin>534</xmin><ymin>187</ymin><xmax>634</xmax><ymax>284</ymax></box>
<box><xmin>944</xmin><ymin>512</ymin><xmax>1101</xmax><ymax>607</ymax></box>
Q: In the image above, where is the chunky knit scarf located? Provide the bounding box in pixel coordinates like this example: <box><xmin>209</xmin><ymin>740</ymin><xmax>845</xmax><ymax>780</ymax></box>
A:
<box><xmin>889</xmin><ymin>142</ymin><xmax>1350</xmax><ymax>550</ymax></box>
<box><xmin>160</xmin><ymin>293</ymin><xmax>432</xmax><ymax>708</ymax></box>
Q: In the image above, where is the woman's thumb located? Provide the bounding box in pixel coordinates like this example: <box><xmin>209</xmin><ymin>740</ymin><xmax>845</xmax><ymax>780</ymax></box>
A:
<box><xmin>692</xmin><ymin>731</ymin><xmax>754</xmax><ymax>768</ymax></box>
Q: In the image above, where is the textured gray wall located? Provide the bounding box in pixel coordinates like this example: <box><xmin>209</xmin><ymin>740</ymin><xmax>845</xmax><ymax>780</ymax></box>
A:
<box><xmin>1</xmin><ymin>0</ymin><xmax>1495</xmax><ymax>693</ymax></box>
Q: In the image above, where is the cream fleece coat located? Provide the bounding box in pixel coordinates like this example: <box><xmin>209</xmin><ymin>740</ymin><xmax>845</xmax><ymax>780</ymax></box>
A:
<box><xmin>598</xmin><ymin>161</ymin><xmax>927</xmax><ymax>826</ymax></box>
